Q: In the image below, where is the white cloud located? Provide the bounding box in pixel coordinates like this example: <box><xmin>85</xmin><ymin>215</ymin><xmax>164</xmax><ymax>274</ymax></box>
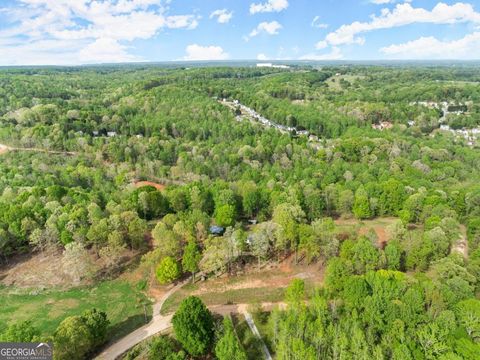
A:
<box><xmin>381</xmin><ymin>32</ymin><xmax>480</xmax><ymax>59</ymax></box>
<box><xmin>183</xmin><ymin>44</ymin><xmax>229</xmax><ymax>61</ymax></box>
<box><xmin>165</xmin><ymin>15</ymin><xmax>199</xmax><ymax>30</ymax></box>
<box><xmin>0</xmin><ymin>0</ymin><xmax>200</xmax><ymax>65</ymax></box>
<box><xmin>257</xmin><ymin>53</ymin><xmax>268</xmax><ymax>60</ymax></box>
<box><xmin>370</xmin><ymin>0</ymin><xmax>413</xmax><ymax>4</ymax></box>
<box><xmin>78</xmin><ymin>37</ymin><xmax>140</xmax><ymax>63</ymax></box>
<box><xmin>250</xmin><ymin>0</ymin><xmax>288</xmax><ymax>14</ymax></box>
<box><xmin>248</xmin><ymin>21</ymin><xmax>282</xmax><ymax>38</ymax></box>
<box><xmin>311</xmin><ymin>16</ymin><xmax>328</xmax><ymax>29</ymax></box>
<box><xmin>210</xmin><ymin>9</ymin><xmax>233</xmax><ymax>24</ymax></box>
<box><xmin>320</xmin><ymin>2</ymin><xmax>480</xmax><ymax>47</ymax></box>
<box><xmin>299</xmin><ymin>47</ymin><xmax>343</xmax><ymax>60</ymax></box>
<box><xmin>316</xmin><ymin>40</ymin><xmax>328</xmax><ymax>50</ymax></box>
<box><xmin>0</xmin><ymin>38</ymin><xmax>84</xmax><ymax>66</ymax></box>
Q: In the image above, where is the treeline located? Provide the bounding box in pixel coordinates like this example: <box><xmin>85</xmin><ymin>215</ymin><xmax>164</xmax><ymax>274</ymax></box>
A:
<box><xmin>270</xmin><ymin>268</ymin><xmax>480</xmax><ymax>359</ymax></box>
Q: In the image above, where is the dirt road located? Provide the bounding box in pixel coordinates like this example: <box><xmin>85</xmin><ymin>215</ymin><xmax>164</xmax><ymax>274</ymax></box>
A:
<box><xmin>95</xmin><ymin>279</ymin><xmax>187</xmax><ymax>360</ymax></box>
<box><xmin>0</xmin><ymin>143</ymin><xmax>76</xmax><ymax>156</ymax></box>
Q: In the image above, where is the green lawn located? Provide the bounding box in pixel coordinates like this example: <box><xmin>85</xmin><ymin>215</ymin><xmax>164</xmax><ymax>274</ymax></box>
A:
<box><xmin>0</xmin><ymin>279</ymin><xmax>152</xmax><ymax>342</ymax></box>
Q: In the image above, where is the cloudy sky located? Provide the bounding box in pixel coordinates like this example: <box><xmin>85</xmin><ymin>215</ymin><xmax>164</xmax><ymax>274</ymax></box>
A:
<box><xmin>1</xmin><ymin>0</ymin><xmax>480</xmax><ymax>65</ymax></box>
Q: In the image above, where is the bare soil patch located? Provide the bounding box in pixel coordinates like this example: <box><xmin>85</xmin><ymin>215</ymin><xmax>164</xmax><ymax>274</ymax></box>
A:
<box><xmin>134</xmin><ymin>181</ymin><xmax>166</xmax><ymax>191</ymax></box>
<box><xmin>335</xmin><ymin>217</ymin><xmax>397</xmax><ymax>248</ymax></box>
<box><xmin>191</xmin><ymin>255</ymin><xmax>324</xmax><ymax>297</ymax></box>
<box><xmin>0</xmin><ymin>144</ymin><xmax>9</xmax><ymax>155</ymax></box>
<box><xmin>0</xmin><ymin>248</ymin><xmax>138</xmax><ymax>289</ymax></box>
<box><xmin>451</xmin><ymin>225</ymin><xmax>469</xmax><ymax>258</ymax></box>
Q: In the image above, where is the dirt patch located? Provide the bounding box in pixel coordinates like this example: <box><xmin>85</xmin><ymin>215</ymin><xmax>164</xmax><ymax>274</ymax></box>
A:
<box><xmin>0</xmin><ymin>144</ymin><xmax>9</xmax><ymax>155</ymax></box>
<box><xmin>191</xmin><ymin>257</ymin><xmax>324</xmax><ymax>296</ymax></box>
<box><xmin>451</xmin><ymin>225</ymin><xmax>469</xmax><ymax>258</ymax></box>
<box><xmin>375</xmin><ymin>226</ymin><xmax>388</xmax><ymax>246</ymax></box>
<box><xmin>134</xmin><ymin>181</ymin><xmax>166</xmax><ymax>191</ymax></box>
<box><xmin>358</xmin><ymin>225</ymin><xmax>389</xmax><ymax>247</ymax></box>
<box><xmin>335</xmin><ymin>217</ymin><xmax>397</xmax><ymax>248</ymax></box>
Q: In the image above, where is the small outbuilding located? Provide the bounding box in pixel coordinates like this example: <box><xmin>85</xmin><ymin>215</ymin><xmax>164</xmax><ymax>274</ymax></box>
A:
<box><xmin>209</xmin><ymin>226</ymin><xmax>225</xmax><ymax>236</ymax></box>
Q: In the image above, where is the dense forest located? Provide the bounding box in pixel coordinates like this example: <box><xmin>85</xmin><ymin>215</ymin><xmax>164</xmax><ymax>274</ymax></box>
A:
<box><xmin>0</xmin><ymin>64</ymin><xmax>479</xmax><ymax>359</ymax></box>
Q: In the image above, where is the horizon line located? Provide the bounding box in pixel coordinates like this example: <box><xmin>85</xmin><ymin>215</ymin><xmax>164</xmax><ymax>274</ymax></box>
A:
<box><xmin>2</xmin><ymin>59</ymin><xmax>480</xmax><ymax>68</ymax></box>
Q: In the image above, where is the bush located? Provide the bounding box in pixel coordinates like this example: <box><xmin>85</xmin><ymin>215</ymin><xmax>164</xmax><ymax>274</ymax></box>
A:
<box><xmin>156</xmin><ymin>256</ymin><xmax>181</xmax><ymax>284</ymax></box>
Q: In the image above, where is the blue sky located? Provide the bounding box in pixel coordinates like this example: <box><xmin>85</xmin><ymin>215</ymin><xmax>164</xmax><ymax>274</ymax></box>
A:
<box><xmin>1</xmin><ymin>0</ymin><xmax>480</xmax><ymax>65</ymax></box>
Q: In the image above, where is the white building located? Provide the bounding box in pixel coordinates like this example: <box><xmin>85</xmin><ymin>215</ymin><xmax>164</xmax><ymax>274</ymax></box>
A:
<box><xmin>256</xmin><ymin>63</ymin><xmax>290</xmax><ymax>69</ymax></box>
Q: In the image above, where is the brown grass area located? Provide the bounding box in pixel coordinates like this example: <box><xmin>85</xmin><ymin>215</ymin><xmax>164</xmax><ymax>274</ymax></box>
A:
<box><xmin>0</xmin><ymin>251</ymin><xmax>74</xmax><ymax>288</ymax></box>
<box><xmin>0</xmin><ymin>248</ymin><xmax>139</xmax><ymax>289</ymax></box>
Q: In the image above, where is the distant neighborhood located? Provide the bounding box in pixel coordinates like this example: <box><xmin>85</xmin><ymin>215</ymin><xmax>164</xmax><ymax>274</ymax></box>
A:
<box><xmin>412</xmin><ymin>101</ymin><xmax>478</xmax><ymax>147</ymax></box>
<box><xmin>370</xmin><ymin>101</ymin><xmax>478</xmax><ymax>147</ymax></box>
<box><xmin>256</xmin><ymin>63</ymin><xmax>290</xmax><ymax>69</ymax></box>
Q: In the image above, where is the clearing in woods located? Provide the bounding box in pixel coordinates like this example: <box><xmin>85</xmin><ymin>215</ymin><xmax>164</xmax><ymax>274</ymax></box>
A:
<box><xmin>160</xmin><ymin>256</ymin><xmax>324</xmax><ymax>315</ymax></box>
<box><xmin>134</xmin><ymin>181</ymin><xmax>166</xmax><ymax>191</ymax></box>
<box><xmin>335</xmin><ymin>217</ymin><xmax>398</xmax><ymax>247</ymax></box>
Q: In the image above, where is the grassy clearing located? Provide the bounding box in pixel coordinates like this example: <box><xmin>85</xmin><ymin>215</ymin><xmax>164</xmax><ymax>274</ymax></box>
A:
<box><xmin>161</xmin><ymin>283</ymin><xmax>285</xmax><ymax>315</ymax></box>
<box><xmin>326</xmin><ymin>75</ymin><xmax>365</xmax><ymax>90</ymax></box>
<box><xmin>335</xmin><ymin>217</ymin><xmax>400</xmax><ymax>244</ymax></box>
<box><xmin>0</xmin><ymin>279</ymin><xmax>152</xmax><ymax>342</ymax></box>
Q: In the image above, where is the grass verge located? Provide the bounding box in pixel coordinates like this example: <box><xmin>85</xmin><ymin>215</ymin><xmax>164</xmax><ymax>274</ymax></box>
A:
<box><xmin>161</xmin><ymin>284</ymin><xmax>285</xmax><ymax>315</ymax></box>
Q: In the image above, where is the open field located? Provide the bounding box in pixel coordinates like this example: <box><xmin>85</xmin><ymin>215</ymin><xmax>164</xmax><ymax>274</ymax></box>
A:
<box><xmin>326</xmin><ymin>74</ymin><xmax>365</xmax><ymax>90</ymax></box>
<box><xmin>0</xmin><ymin>249</ymin><xmax>140</xmax><ymax>289</ymax></box>
<box><xmin>161</xmin><ymin>259</ymin><xmax>322</xmax><ymax>315</ymax></box>
<box><xmin>0</xmin><ymin>279</ymin><xmax>151</xmax><ymax>342</ymax></box>
<box><xmin>335</xmin><ymin>217</ymin><xmax>399</xmax><ymax>247</ymax></box>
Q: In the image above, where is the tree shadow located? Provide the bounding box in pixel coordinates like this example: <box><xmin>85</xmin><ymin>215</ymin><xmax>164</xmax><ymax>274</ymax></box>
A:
<box><xmin>107</xmin><ymin>313</ymin><xmax>151</xmax><ymax>343</ymax></box>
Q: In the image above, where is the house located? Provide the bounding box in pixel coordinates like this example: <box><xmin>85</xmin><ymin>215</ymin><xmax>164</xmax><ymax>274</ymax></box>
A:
<box><xmin>372</xmin><ymin>121</ymin><xmax>393</xmax><ymax>130</ymax></box>
<box><xmin>256</xmin><ymin>63</ymin><xmax>290</xmax><ymax>69</ymax></box>
<box><xmin>209</xmin><ymin>226</ymin><xmax>225</xmax><ymax>236</ymax></box>
<box><xmin>107</xmin><ymin>131</ymin><xmax>117</xmax><ymax>137</ymax></box>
